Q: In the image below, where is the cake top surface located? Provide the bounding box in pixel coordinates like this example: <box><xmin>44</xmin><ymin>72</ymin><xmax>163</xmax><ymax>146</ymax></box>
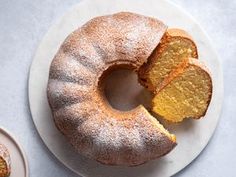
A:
<box><xmin>47</xmin><ymin>12</ymin><xmax>176</xmax><ymax>166</ymax></box>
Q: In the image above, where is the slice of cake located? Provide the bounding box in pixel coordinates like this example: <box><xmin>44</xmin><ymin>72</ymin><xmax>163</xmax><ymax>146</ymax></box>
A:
<box><xmin>152</xmin><ymin>58</ymin><xmax>212</xmax><ymax>122</ymax></box>
<box><xmin>138</xmin><ymin>28</ymin><xmax>198</xmax><ymax>91</ymax></box>
<box><xmin>0</xmin><ymin>144</ymin><xmax>10</xmax><ymax>177</ymax></box>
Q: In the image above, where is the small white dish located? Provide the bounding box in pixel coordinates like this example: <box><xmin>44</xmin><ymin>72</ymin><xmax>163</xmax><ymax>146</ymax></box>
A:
<box><xmin>0</xmin><ymin>127</ymin><xmax>29</xmax><ymax>177</ymax></box>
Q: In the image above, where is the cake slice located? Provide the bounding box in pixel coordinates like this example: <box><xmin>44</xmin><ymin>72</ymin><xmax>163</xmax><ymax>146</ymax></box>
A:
<box><xmin>152</xmin><ymin>58</ymin><xmax>212</xmax><ymax>122</ymax></box>
<box><xmin>0</xmin><ymin>144</ymin><xmax>10</xmax><ymax>177</ymax></box>
<box><xmin>138</xmin><ymin>28</ymin><xmax>198</xmax><ymax>91</ymax></box>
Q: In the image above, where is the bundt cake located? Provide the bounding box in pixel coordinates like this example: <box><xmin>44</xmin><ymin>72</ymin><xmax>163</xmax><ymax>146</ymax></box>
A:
<box><xmin>47</xmin><ymin>12</ymin><xmax>177</xmax><ymax>166</ymax></box>
<box><xmin>138</xmin><ymin>28</ymin><xmax>198</xmax><ymax>91</ymax></box>
<box><xmin>0</xmin><ymin>144</ymin><xmax>11</xmax><ymax>177</ymax></box>
<box><xmin>152</xmin><ymin>58</ymin><xmax>212</xmax><ymax>122</ymax></box>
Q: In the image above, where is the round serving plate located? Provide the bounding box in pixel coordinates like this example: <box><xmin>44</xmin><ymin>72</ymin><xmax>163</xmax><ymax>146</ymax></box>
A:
<box><xmin>0</xmin><ymin>127</ymin><xmax>29</xmax><ymax>177</ymax></box>
<box><xmin>28</xmin><ymin>0</ymin><xmax>224</xmax><ymax>176</ymax></box>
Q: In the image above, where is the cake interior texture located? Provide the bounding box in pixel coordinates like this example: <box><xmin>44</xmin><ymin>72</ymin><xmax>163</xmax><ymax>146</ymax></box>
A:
<box><xmin>139</xmin><ymin>29</ymin><xmax>198</xmax><ymax>91</ymax></box>
<box><xmin>0</xmin><ymin>157</ymin><xmax>8</xmax><ymax>177</ymax></box>
<box><xmin>152</xmin><ymin>58</ymin><xmax>212</xmax><ymax>122</ymax></box>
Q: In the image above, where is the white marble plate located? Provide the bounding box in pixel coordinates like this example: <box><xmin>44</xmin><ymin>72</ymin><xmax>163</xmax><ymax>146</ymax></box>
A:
<box><xmin>0</xmin><ymin>127</ymin><xmax>29</xmax><ymax>177</ymax></box>
<box><xmin>28</xmin><ymin>0</ymin><xmax>223</xmax><ymax>176</ymax></box>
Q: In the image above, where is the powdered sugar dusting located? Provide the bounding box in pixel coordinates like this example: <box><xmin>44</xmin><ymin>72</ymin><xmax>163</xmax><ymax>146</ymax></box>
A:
<box><xmin>47</xmin><ymin>12</ymin><xmax>175</xmax><ymax>166</ymax></box>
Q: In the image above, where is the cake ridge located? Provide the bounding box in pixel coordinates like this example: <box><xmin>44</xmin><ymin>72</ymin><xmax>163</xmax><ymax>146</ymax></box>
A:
<box><xmin>47</xmin><ymin>79</ymin><xmax>93</xmax><ymax>111</ymax></box>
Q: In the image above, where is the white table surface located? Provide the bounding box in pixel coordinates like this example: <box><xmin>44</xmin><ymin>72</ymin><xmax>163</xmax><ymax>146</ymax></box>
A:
<box><xmin>0</xmin><ymin>0</ymin><xmax>235</xmax><ymax>177</ymax></box>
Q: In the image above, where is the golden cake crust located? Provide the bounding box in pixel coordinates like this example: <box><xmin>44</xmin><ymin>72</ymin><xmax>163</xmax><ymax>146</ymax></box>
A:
<box><xmin>166</xmin><ymin>28</ymin><xmax>195</xmax><ymax>41</ymax></box>
<box><xmin>47</xmin><ymin>12</ymin><xmax>176</xmax><ymax>166</ymax></box>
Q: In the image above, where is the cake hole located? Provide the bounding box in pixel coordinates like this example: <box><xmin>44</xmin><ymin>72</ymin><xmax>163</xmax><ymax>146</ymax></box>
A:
<box><xmin>103</xmin><ymin>69</ymin><xmax>152</xmax><ymax>111</ymax></box>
